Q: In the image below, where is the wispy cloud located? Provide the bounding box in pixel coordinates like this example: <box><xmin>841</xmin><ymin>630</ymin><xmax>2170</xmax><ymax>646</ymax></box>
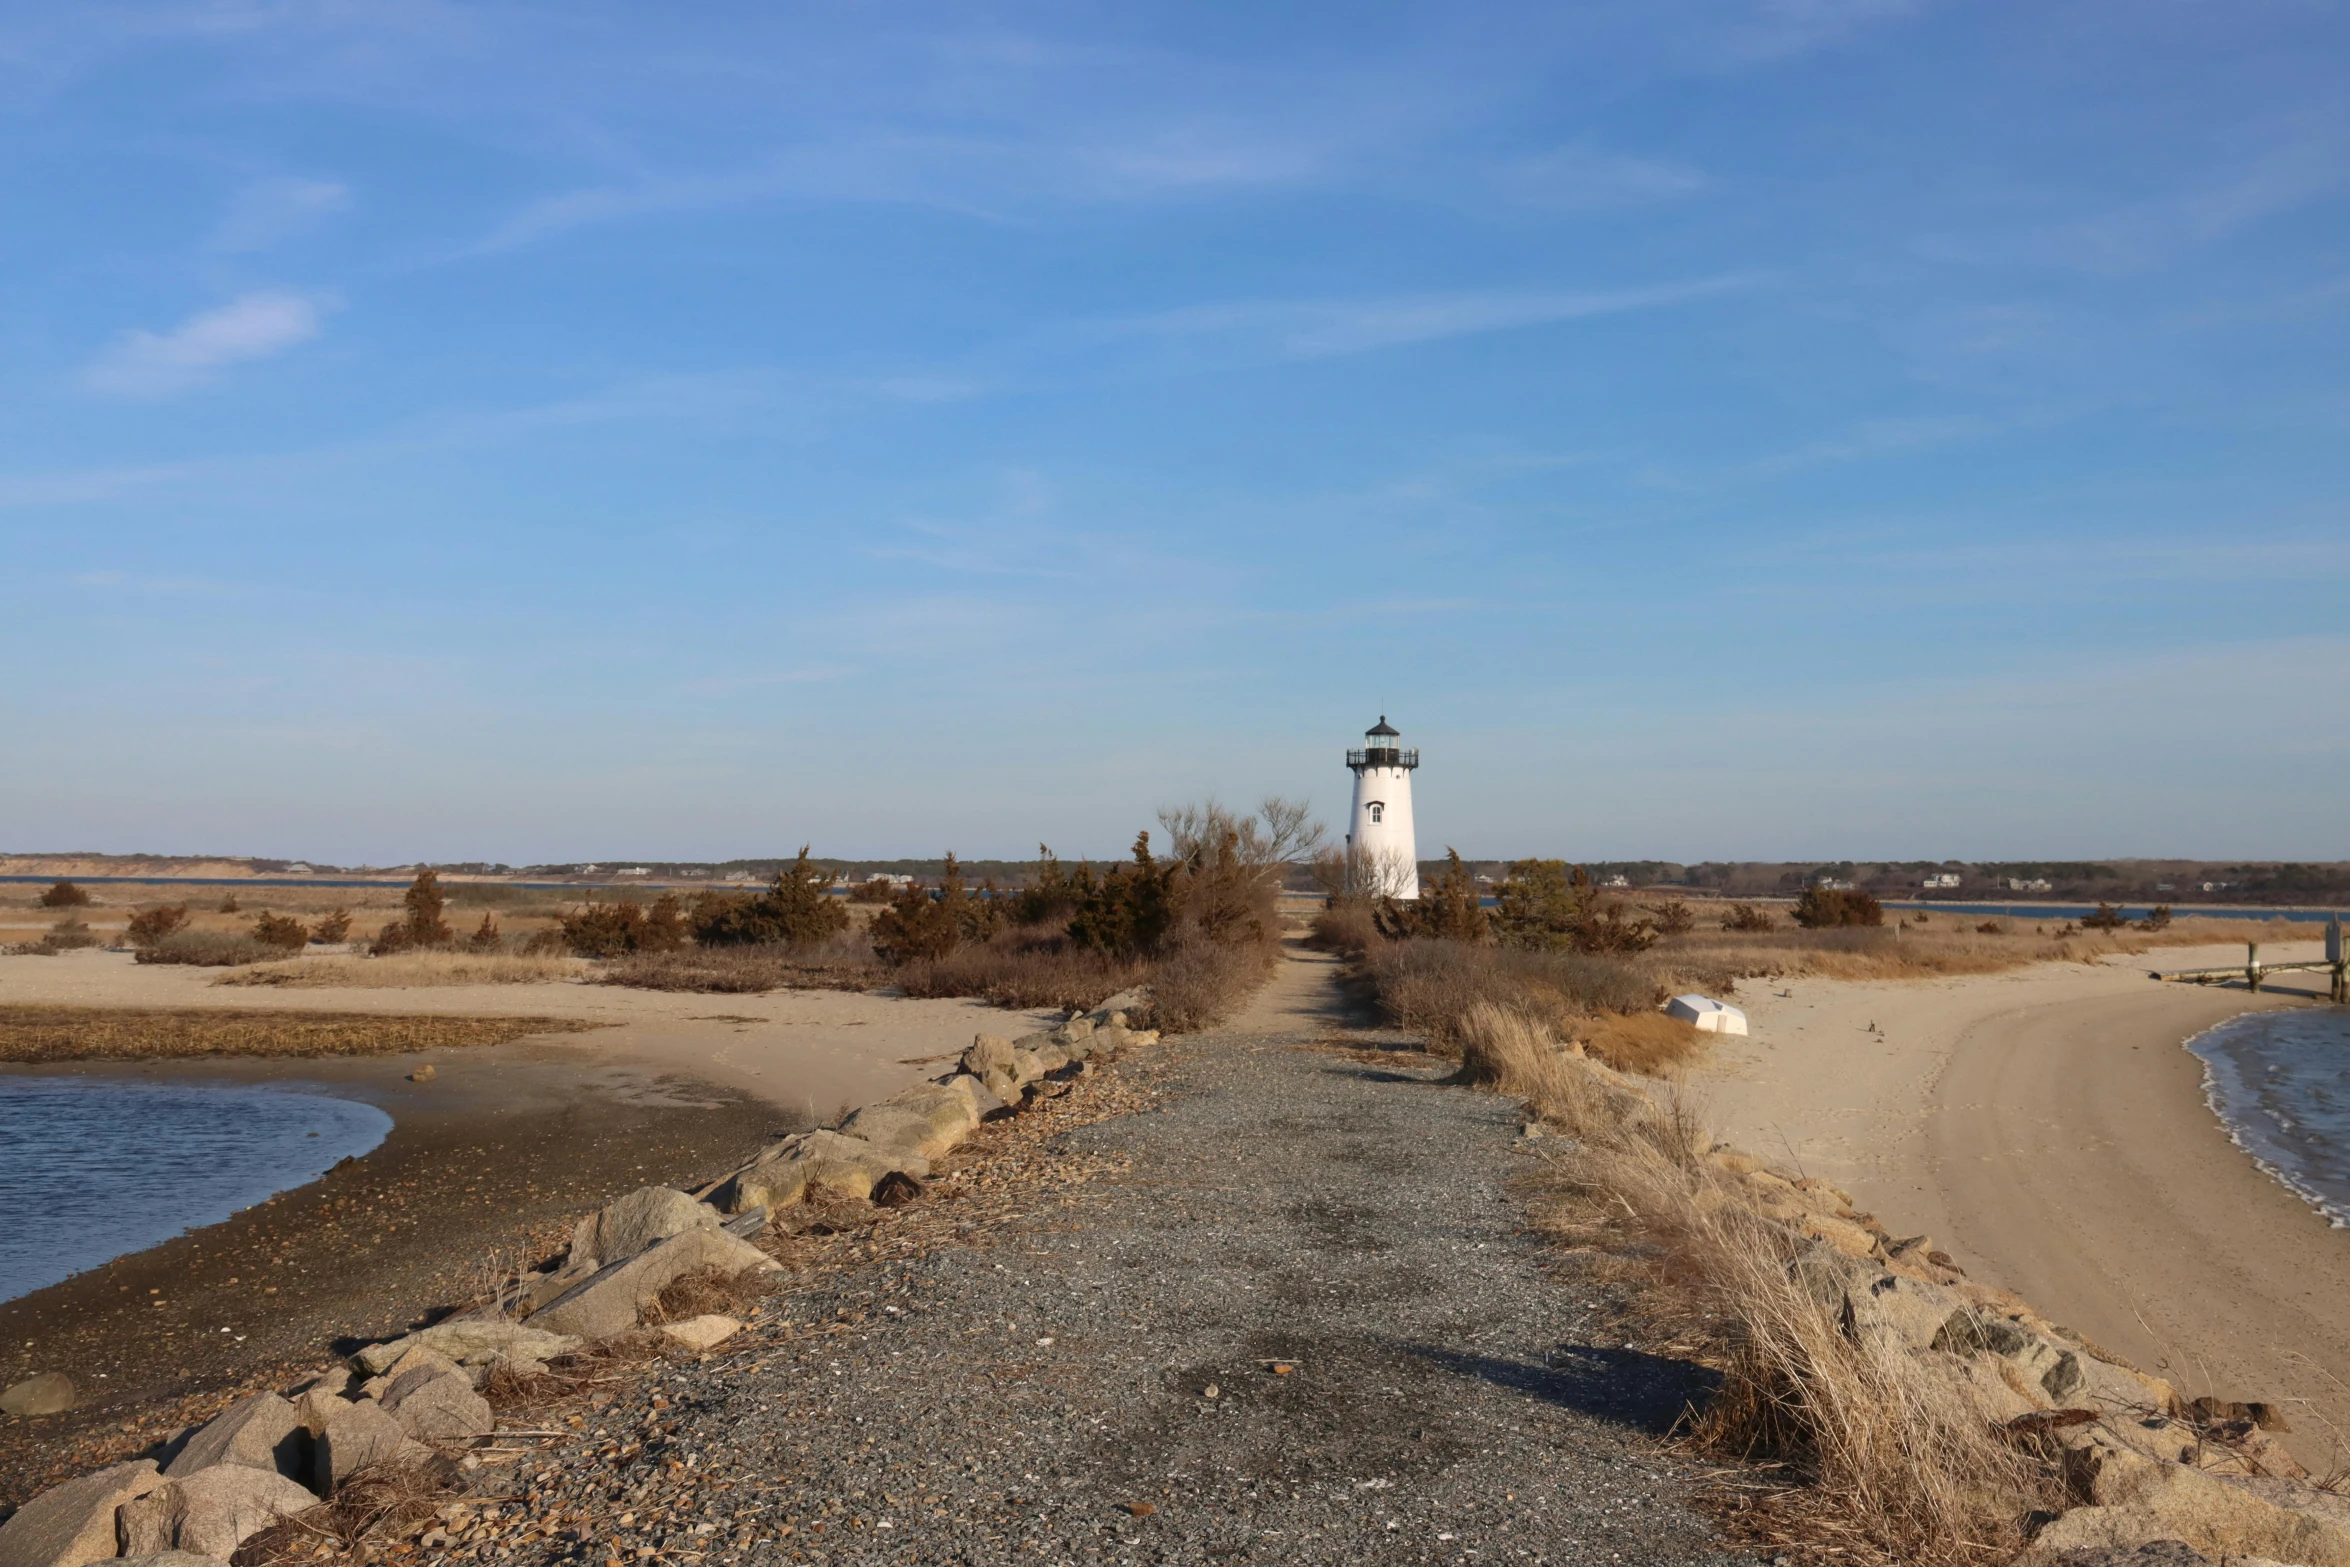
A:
<box><xmin>81</xmin><ymin>290</ymin><xmax>337</xmax><ymax>398</ymax></box>
<box><xmin>1503</xmin><ymin>144</ymin><xmax>1710</xmax><ymax>208</ymax></box>
<box><xmin>1094</xmin><ymin>277</ymin><xmax>1760</xmax><ymax>362</ymax></box>
<box><xmin>212</xmin><ymin>177</ymin><xmax>351</xmax><ymax>252</ymax></box>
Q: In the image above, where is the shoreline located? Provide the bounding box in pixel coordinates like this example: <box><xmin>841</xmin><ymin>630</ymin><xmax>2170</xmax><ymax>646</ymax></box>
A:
<box><xmin>0</xmin><ymin>958</ymin><xmax>1062</xmax><ymax>1510</ymax></box>
<box><xmin>1695</xmin><ymin>938</ymin><xmax>2350</xmax><ymax>1470</ymax></box>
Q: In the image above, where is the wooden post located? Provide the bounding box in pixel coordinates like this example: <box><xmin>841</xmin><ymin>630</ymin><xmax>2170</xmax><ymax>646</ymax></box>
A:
<box><xmin>2329</xmin><ymin>918</ymin><xmax>2345</xmax><ymax>1004</ymax></box>
<box><xmin>2245</xmin><ymin>941</ymin><xmax>2261</xmax><ymax>993</ymax></box>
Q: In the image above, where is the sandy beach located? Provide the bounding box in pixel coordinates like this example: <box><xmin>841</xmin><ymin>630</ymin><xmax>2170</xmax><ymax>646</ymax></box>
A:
<box><xmin>1696</xmin><ymin>937</ymin><xmax>2350</xmax><ymax>1467</ymax></box>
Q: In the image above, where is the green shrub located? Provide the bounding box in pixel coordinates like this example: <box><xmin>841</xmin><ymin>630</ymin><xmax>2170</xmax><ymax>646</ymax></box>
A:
<box><xmin>1010</xmin><ymin>847</ymin><xmax>1091</xmax><ymax>927</ymax></box>
<box><xmin>466</xmin><ymin>913</ymin><xmax>503</xmax><ymax>953</ymax></box>
<box><xmin>2140</xmin><ymin>904</ymin><xmax>2173</xmax><ymax>931</ymax></box>
<box><xmin>1644</xmin><ymin>899</ymin><xmax>1696</xmax><ymax>937</ymax></box>
<box><xmin>1491</xmin><ymin>861</ymin><xmax>1657</xmax><ymax>953</ymax></box>
<box><xmin>691</xmin><ymin>848</ymin><xmax>851</xmax><ymax>948</ymax></box>
<box><xmin>871</xmin><ymin>854</ymin><xmax>983</xmax><ymax>964</ymax></box>
<box><xmin>251</xmin><ymin>912</ymin><xmax>309</xmax><ymax>951</ymax></box>
<box><xmin>38</xmin><ymin>880</ymin><xmax>91</xmax><ymax>908</ymax></box>
<box><xmin>562</xmin><ymin>893</ymin><xmax>690</xmax><ymax>958</ymax></box>
<box><xmin>2081</xmin><ymin>901</ymin><xmax>2129</xmax><ymax>932</ymax></box>
<box><xmin>1790</xmin><ymin>886</ymin><xmax>1884</xmax><ymax>929</ymax></box>
<box><xmin>371</xmin><ymin>869</ymin><xmax>461</xmax><ymax>954</ymax></box>
<box><xmin>1374</xmin><ymin>849</ymin><xmax>1487</xmax><ymax>942</ymax></box>
<box><xmin>847</xmin><ymin>877</ymin><xmax>898</xmax><ymax>904</ymax></box>
<box><xmin>124</xmin><ymin>905</ymin><xmax>191</xmax><ymax>949</ymax></box>
<box><xmin>1067</xmin><ymin>833</ymin><xmax>1182</xmax><ymax>957</ymax></box>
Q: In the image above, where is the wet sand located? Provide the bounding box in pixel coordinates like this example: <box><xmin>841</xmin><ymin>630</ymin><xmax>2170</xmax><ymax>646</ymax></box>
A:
<box><xmin>1695</xmin><ymin>939</ymin><xmax>2350</xmax><ymax>1468</ymax></box>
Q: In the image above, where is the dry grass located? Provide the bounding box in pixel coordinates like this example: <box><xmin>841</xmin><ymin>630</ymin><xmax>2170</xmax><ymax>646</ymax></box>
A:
<box><xmin>0</xmin><ymin>1005</ymin><xmax>606</xmax><ymax>1063</ymax></box>
<box><xmin>1361</xmin><ymin>939</ymin><xmax>1687</xmax><ymax>1070</ymax></box>
<box><xmin>597</xmin><ymin>937</ymin><xmax>880</xmax><ymax>994</ymax></box>
<box><xmin>1458</xmin><ymin>1004</ymin><xmax>2051</xmax><ymax>1564</ymax></box>
<box><xmin>1142</xmin><ymin>936</ymin><xmax>1279</xmax><ymax>1034</ymax></box>
<box><xmin>216</xmin><ymin>951</ymin><xmax>585</xmax><ymax>988</ymax></box>
<box><xmin>1657</xmin><ymin>913</ymin><xmax>2315</xmax><ymax>986</ymax></box>
<box><xmin>891</xmin><ymin>927</ymin><xmax>1147</xmax><ymax>1011</ymax></box>
<box><xmin>640</xmin><ymin>1263</ymin><xmax>775</xmax><ymax>1325</ymax></box>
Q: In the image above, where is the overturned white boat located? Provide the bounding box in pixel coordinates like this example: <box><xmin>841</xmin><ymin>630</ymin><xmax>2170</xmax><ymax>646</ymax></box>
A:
<box><xmin>1665</xmin><ymin>994</ymin><xmax>1748</xmax><ymax>1035</ymax></box>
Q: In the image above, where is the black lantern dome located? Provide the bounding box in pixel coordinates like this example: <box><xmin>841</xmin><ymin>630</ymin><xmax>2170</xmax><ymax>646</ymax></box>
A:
<box><xmin>1347</xmin><ymin>715</ymin><xmax>1418</xmax><ymax>771</ymax></box>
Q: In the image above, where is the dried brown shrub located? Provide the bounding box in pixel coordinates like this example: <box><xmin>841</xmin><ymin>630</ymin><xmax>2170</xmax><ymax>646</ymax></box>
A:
<box><xmin>250</xmin><ymin>911</ymin><xmax>309</xmax><ymax>951</ymax></box>
<box><xmin>0</xmin><ymin>1006</ymin><xmax>603</xmax><ymax>1063</ymax></box>
<box><xmin>134</xmin><ymin>930</ymin><xmax>278</xmax><ymax>967</ymax></box>
<box><xmin>598</xmin><ymin>934</ymin><xmax>879</xmax><ymax>993</ymax></box>
<box><xmin>37</xmin><ymin>879</ymin><xmax>91</xmax><ymax>908</ymax></box>
<box><xmin>890</xmin><ymin>927</ymin><xmax>1146</xmax><ymax>1011</ymax></box>
<box><xmin>1308</xmin><ymin>898</ymin><xmax>1382</xmax><ymax>957</ymax></box>
<box><xmin>124</xmin><ymin>904</ymin><xmax>191</xmax><ymax>948</ymax></box>
<box><xmin>1140</xmin><ymin>936</ymin><xmax>1277</xmax><ymax>1034</ymax></box>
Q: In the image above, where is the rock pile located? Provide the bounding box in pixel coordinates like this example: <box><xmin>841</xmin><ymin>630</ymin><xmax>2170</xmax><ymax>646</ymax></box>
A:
<box><xmin>0</xmin><ymin>1007</ymin><xmax>1156</xmax><ymax>1567</ymax></box>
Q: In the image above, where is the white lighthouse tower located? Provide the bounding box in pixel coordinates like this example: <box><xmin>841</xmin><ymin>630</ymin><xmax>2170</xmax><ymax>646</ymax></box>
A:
<box><xmin>1346</xmin><ymin>716</ymin><xmax>1420</xmax><ymax>898</ymax></box>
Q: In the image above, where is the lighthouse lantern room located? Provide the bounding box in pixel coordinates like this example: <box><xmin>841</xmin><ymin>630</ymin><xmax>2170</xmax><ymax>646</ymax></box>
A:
<box><xmin>1345</xmin><ymin>716</ymin><xmax>1421</xmax><ymax>898</ymax></box>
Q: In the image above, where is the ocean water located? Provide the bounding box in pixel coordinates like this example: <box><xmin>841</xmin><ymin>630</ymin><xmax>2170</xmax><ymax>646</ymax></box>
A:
<box><xmin>2187</xmin><ymin>1010</ymin><xmax>2350</xmax><ymax>1229</ymax></box>
<box><xmin>0</xmin><ymin>1076</ymin><xmax>392</xmax><ymax>1303</ymax></box>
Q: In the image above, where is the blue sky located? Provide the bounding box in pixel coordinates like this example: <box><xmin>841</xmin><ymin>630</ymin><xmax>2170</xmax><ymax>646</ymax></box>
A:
<box><xmin>1</xmin><ymin>1</ymin><xmax>2345</xmax><ymax>865</ymax></box>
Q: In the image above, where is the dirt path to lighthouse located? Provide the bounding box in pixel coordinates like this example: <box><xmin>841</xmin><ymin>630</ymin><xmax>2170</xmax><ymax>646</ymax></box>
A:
<box><xmin>485</xmin><ymin>940</ymin><xmax>1746</xmax><ymax>1565</ymax></box>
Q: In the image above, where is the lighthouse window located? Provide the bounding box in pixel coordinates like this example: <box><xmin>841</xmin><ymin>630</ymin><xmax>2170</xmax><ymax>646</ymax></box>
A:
<box><xmin>1368</xmin><ymin>802</ymin><xmax>1385</xmax><ymax>823</ymax></box>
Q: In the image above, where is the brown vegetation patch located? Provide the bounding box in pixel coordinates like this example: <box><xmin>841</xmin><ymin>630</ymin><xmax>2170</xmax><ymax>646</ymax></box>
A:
<box><xmin>891</xmin><ymin>928</ymin><xmax>1147</xmax><ymax>1011</ymax></box>
<box><xmin>0</xmin><ymin>1006</ymin><xmax>607</xmax><ymax>1063</ymax></box>
<box><xmin>216</xmin><ymin>952</ymin><xmax>583</xmax><ymax>988</ymax></box>
<box><xmin>640</xmin><ymin>1264</ymin><xmax>775</xmax><ymax>1326</ymax></box>
<box><xmin>596</xmin><ymin>939</ymin><xmax>880</xmax><ymax>994</ymax></box>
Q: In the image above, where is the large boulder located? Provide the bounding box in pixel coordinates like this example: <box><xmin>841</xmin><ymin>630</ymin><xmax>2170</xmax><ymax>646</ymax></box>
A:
<box><xmin>0</xmin><ymin>1374</ymin><xmax>75</xmax><ymax>1419</ymax></box>
<box><xmin>381</xmin><ymin>1369</ymin><xmax>492</xmax><ymax>1445</ymax></box>
<box><xmin>0</xmin><ymin>1461</ymin><xmax>162</xmax><ymax>1567</ymax></box>
<box><xmin>960</xmin><ymin>1034</ymin><xmax>1015</xmax><ymax>1078</ymax></box>
<box><xmin>118</xmin><ymin>1467</ymin><xmax>319</xmax><ymax>1560</ymax></box>
<box><xmin>530</xmin><ymin>1226</ymin><xmax>773</xmax><ymax>1341</ymax></box>
<box><xmin>163</xmin><ymin>1392</ymin><xmax>304</xmax><ymax>1482</ymax></box>
<box><xmin>2033</xmin><ymin>1448</ymin><xmax>2350</xmax><ymax>1565</ymax></box>
<box><xmin>312</xmin><ymin>1399</ymin><xmax>429</xmax><ymax>1491</ymax></box>
<box><xmin>569</xmin><ymin>1186</ymin><xmax>718</xmax><ymax>1271</ymax></box>
<box><xmin>710</xmin><ymin>1132</ymin><xmax>928</xmax><ymax>1217</ymax></box>
<box><xmin>837</xmin><ymin>1083</ymin><xmax>981</xmax><ymax>1161</ymax></box>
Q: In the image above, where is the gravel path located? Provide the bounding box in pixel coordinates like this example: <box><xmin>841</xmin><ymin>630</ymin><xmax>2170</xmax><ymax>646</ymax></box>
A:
<box><xmin>486</xmin><ymin>947</ymin><xmax>1746</xmax><ymax>1566</ymax></box>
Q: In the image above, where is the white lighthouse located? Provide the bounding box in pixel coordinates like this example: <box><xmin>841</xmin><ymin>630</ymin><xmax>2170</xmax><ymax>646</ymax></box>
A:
<box><xmin>1346</xmin><ymin>716</ymin><xmax>1420</xmax><ymax>898</ymax></box>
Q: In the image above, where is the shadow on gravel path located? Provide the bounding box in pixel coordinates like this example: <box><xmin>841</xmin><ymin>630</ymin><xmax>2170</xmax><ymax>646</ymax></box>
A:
<box><xmin>502</xmin><ymin>946</ymin><xmax>1748</xmax><ymax>1566</ymax></box>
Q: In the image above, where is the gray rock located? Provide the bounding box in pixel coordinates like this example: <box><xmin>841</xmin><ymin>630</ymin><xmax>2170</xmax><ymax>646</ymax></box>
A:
<box><xmin>120</xmin><ymin>1466</ymin><xmax>321</xmax><ymax>1559</ymax></box>
<box><xmin>710</xmin><ymin>1131</ymin><xmax>927</xmax><ymax>1217</ymax></box>
<box><xmin>313</xmin><ymin>1399</ymin><xmax>428</xmax><ymax>1490</ymax></box>
<box><xmin>0</xmin><ymin>1373</ymin><xmax>74</xmax><ymax>1418</ymax></box>
<box><xmin>570</xmin><ymin>1185</ymin><xmax>718</xmax><ymax>1270</ymax></box>
<box><xmin>2040</xmin><ymin>1542</ymin><xmax>2214</xmax><ymax>1564</ymax></box>
<box><xmin>837</xmin><ymin>1082</ymin><xmax>980</xmax><ymax>1160</ymax></box>
<box><xmin>0</xmin><ymin>1460</ymin><xmax>161</xmax><ymax>1567</ymax></box>
<box><xmin>163</xmin><ymin>1392</ymin><xmax>304</xmax><ymax>1482</ymax></box>
<box><xmin>960</xmin><ymin>1034</ymin><xmax>1016</xmax><ymax>1078</ymax></box>
<box><xmin>530</xmin><ymin>1225</ymin><xmax>774</xmax><ymax>1340</ymax></box>
<box><xmin>381</xmin><ymin>1370</ymin><xmax>492</xmax><ymax>1445</ymax></box>
<box><xmin>356</xmin><ymin>1319</ymin><xmax>580</xmax><ymax>1375</ymax></box>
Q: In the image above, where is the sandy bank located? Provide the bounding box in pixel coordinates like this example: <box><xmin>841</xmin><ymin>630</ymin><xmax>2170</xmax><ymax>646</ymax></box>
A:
<box><xmin>0</xmin><ymin>947</ymin><xmax>1060</xmax><ymax>1115</ymax></box>
<box><xmin>1696</xmin><ymin>938</ymin><xmax>2350</xmax><ymax>1467</ymax></box>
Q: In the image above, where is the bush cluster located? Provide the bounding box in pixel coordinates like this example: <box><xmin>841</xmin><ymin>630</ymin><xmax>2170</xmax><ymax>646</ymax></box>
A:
<box><xmin>1790</xmin><ymin>886</ymin><xmax>1884</xmax><ymax>929</ymax></box>
<box><xmin>251</xmin><ymin>912</ymin><xmax>310</xmax><ymax>952</ymax></box>
<box><xmin>372</xmin><ymin>869</ymin><xmax>457</xmax><ymax>954</ymax></box>
<box><xmin>560</xmin><ymin>894</ymin><xmax>689</xmax><ymax>958</ymax></box>
<box><xmin>124</xmin><ymin>905</ymin><xmax>192</xmax><ymax>949</ymax></box>
<box><xmin>688</xmin><ymin>849</ymin><xmax>850</xmax><ymax>949</ymax></box>
<box><xmin>38</xmin><ymin>879</ymin><xmax>91</xmax><ymax>908</ymax></box>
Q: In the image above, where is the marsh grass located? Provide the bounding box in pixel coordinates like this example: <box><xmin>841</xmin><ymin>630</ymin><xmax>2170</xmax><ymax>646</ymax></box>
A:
<box><xmin>217</xmin><ymin>951</ymin><xmax>585</xmax><ymax>988</ymax></box>
<box><xmin>598</xmin><ymin>935</ymin><xmax>880</xmax><ymax>993</ymax></box>
<box><xmin>0</xmin><ymin>1005</ymin><xmax>605</xmax><ymax>1062</ymax></box>
<box><xmin>1459</xmin><ymin>1004</ymin><xmax>2049</xmax><ymax>1564</ymax></box>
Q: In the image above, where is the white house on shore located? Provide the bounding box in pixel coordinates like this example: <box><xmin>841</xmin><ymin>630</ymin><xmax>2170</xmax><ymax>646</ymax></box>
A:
<box><xmin>1346</xmin><ymin>716</ymin><xmax>1420</xmax><ymax>899</ymax></box>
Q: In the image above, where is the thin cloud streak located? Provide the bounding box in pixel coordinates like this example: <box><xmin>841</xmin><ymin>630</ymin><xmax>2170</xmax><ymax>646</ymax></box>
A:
<box><xmin>80</xmin><ymin>290</ymin><xmax>337</xmax><ymax>398</ymax></box>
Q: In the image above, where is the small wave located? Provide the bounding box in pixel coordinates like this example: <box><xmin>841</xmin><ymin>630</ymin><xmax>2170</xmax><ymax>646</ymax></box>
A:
<box><xmin>2186</xmin><ymin>1010</ymin><xmax>2350</xmax><ymax>1230</ymax></box>
<box><xmin>0</xmin><ymin>1076</ymin><xmax>391</xmax><ymax>1302</ymax></box>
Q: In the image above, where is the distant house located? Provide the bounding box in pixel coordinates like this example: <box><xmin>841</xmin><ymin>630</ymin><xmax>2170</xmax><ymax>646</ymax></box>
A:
<box><xmin>617</xmin><ymin>867</ymin><xmax>651</xmax><ymax>876</ymax></box>
<box><xmin>1604</xmin><ymin>874</ymin><xmax>1630</xmax><ymax>888</ymax></box>
<box><xmin>1816</xmin><ymin>878</ymin><xmax>1855</xmax><ymax>891</ymax></box>
<box><xmin>722</xmin><ymin>872</ymin><xmax>756</xmax><ymax>884</ymax></box>
<box><xmin>285</xmin><ymin>863</ymin><xmax>313</xmax><ymax>875</ymax></box>
<box><xmin>2202</xmin><ymin>881</ymin><xmax>2235</xmax><ymax>893</ymax></box>
<box><xmin>1922</xmin><ymin>873</ymin><xmax>1960</xmax><ymax>890</ymax></box>
<box><xmin>2008</xmin><ymin>878</ymin><xmax>2053</xmax><ymax>893</ymax></box>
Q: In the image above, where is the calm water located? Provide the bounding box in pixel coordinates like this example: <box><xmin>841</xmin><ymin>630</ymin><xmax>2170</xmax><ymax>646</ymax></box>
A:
<box><xmin>2187</xmin><ymin>1010</ymin><xmax>2350</xmax><ymax>1229</ymax></box>
<box><xmin>0</xmin><ymin>1077</ymin><xmax>391</xmax><ymax>1303</ymax></box>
